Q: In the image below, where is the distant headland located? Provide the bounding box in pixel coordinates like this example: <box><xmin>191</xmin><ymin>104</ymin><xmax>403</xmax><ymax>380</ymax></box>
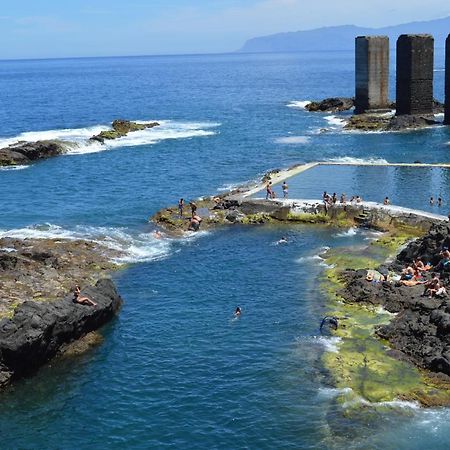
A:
<box><xmin>239</xmin><ymin>16</ymin><xmax>450</xmax><ymax>53</ymax></box>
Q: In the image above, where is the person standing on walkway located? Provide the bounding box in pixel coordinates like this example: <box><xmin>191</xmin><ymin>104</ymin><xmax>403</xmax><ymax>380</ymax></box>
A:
<box><xmin>282</xmin><ymin>181</ymin><xmax>288</xmax><ymax>199</ymax></box>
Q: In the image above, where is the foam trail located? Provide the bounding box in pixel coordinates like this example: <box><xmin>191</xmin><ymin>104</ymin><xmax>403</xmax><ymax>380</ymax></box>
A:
<box><xmin>0</xmin><ymin>165</ymin><xmax>29</xmax><ymax>171</ymax></box>
<box><xmin>0</xmin><ymin>224</ymin><xmax>175</xmax><ymax>264</ymax></box>
<box><xmin>287</xmin><ymin>100</ymin><xmax>310</xmax><ymax>109</ymax></box>
<box><xmin>335</xmin><ymin>227</ymin><xmax>358</xmax><ymax>238</ymax></box>
<box><xmin>275</xmin><ymin>136</ymin><xmax>310</xmax><ymax>144</ymax></box>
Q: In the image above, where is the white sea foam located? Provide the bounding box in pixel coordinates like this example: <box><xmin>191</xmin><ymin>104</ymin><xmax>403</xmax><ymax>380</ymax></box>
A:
<box><xmin>325</xmin><ymin>156</ymin><xmax>389</xmax><ymax>165</ymax></box>
<box><xmin>335</xmin><ymin>227</ymin><xmax>358</xmax><ymax>238</ymax></box>
<box><xmin>287</xmin><ymin>100</ymin><xmax>311</xmax><ymax>109</ymax></box>
<box><xmin>0</xmin><ymin>165</ymin><xmax>29</xmax><ymax>171</ymax></box>
<box><xmin>317</xmin><ymin>387</ymin><xmax>353</xmax><ymax>400</ymax></box>
<box><xmin>0</xmin><ymin>223</ymin><xmax>185</xmax><ymax>264</ymax></box>
<box><xmin>434</xmin><ymin>113</ymin><xmax>445</xmax><ymax>121</ymax></box>
<box><xmin>342</xmin><ymin>396</ymin><xmax>420</xmax><ymax>411</ymax></box>
<box><xmin>324</xmin><ymin>115</ymin><xmax>346</xmax><ymax>128</ymax></box>
<box><xmin>0</xmin><ymin>120</ymin><xmax>220</xmax><ymax>157</ymax></box>
<box><xmin>275</xmin><ymin>136</ymin><xmax>311</xmax><ymax>145</ymax></box>
<box><xmin>313</xmin><ymin>336</ymin><xmax>342</xmax><ymax>353</ymax></box>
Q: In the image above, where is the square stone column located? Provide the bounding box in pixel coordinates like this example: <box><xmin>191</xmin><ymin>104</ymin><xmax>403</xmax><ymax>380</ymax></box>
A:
<box><xmin>355</xmin><ymin>36</ymin><xmax>390</xmax><ymax>114</ymax></box>
<box><xmin>445</xmin><ymin>34</ymin><xmax>450</xmax><ymax>125</ymax></box>
<box><xmin>396</xmin><ymin>34</ymin><xmax>434</xmax><ymax>116</ymax></box>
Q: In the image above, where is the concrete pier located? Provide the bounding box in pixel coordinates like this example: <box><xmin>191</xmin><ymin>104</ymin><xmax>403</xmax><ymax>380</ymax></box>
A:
<box><xmin>445</xmin><ymin>34</ymin><xmax>450</xmax><ymax>125</ymax></box>
<box><xmin>396</xmin><ymin>34</ymin><xmax>434</xmax><ymax>116</ymax></box>
<box><xmin>355</xmin><ymin>36</ymin><xmax>390</xmax><ymax>114</ymax></box>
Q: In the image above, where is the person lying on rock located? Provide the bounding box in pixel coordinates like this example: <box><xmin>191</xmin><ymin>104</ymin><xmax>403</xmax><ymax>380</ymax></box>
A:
<box><xmin>73</xmin><ymin>285</ymin><xmax>97</xmax><ymax>307</ymax></box>
<box><xmin>423</xmin><ymin>273</ymin><xmax>441</xmax><ymax>299</ymax></box>
<box><xmin>413</xmin><ymin>257</ymin><xmax>431</xmax><ymax>274</ymax></box>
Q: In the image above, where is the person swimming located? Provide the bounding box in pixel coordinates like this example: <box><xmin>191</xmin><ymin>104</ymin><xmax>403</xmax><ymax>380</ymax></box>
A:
<box><xmin>234</xmin><ymin>306</ymin><xmax>242</xmax><ymax>317</ymax></box>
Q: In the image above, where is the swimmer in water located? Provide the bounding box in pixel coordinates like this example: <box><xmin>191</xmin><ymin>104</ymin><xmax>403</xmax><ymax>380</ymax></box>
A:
<box><xmin>234</xmin><ymin>306</ymin><xmax>242</xmax><ymax>317</ymax></box>
<box><xmin>277</xmin><ymin>236</ymin><xmax>288</xmax><ymax>245</ymax></box>
<box><xmin>153</xmin><ymin>230</ymin><xmax>163</xmax><ymax>239</ymax></box>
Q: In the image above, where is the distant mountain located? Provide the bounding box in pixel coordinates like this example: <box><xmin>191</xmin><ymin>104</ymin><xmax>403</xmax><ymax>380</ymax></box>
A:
<box><xmin>239</xmin><ymin>16</ymin><xmax>450</xmax><ymax>52</ymax></box>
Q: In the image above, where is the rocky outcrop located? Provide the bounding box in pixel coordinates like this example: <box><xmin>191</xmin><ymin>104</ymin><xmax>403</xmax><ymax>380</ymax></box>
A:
<box><xmin>344</xmin><ymin>113</ymin><xmax>439</xmax><ymax>131</ymax></box>
<box><xmin>0</xmin><ymin>140</ymin><xmax>68</xmax><ymax>166</ymax></box>
<box><xmin>0</xmin><ymin>278</ymin><xmax>122</xmax><ymax>388</ymax></box>
<box><xmin>339</xmin><ymin>223</ymin><xmax>450</xmax><ymax>376</ymax></box>
<box><xmin>90</xmin><ymin>119</ymin><xmax>160</xmax><ymax>143</ymax></box>
<box><xmin>305</xmin><ymin>97</ymin><xmax>354</xmax><ymax>112</ymax></box>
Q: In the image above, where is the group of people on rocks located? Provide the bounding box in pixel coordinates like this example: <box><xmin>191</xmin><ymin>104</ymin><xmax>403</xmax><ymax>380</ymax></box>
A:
<box><xmin>266</xmin><ymin>181</ymin><xmax>289</xmax><ymax>199</ymax></box>
<box><xmin>398</xmin><ymin>250</ymin><xmax>449</xmax><ymax>298</ymax></box>
<box><xmin>178</xmin><ymin>198</ymin><xmax>203</xmax><ymax>231</ymax></box>
<box><xmin>366</xmin><ymin>247</ymin><xmax>449</xmax><ymax>299</ymax></box>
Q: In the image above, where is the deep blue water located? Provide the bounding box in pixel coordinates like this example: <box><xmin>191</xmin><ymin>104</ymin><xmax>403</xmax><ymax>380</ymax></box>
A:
<box><xmin>1</xmin><ymin>51</ymin><xmax>450</xmax><ymax>449</ymax></box>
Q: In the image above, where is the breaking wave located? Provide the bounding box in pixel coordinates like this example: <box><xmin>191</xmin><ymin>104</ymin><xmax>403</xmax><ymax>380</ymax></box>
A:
<box><xmin>325</xmin><ymin>156</ymin><xmax>389</xmax><ymax>165</ymax></box>
<box><xmin>287</xmin><ymin>100</ymin><xmax>310</xmax><ymax>109</ymax></box>
<box><xmin>0</xmin><ymin>223</ymin><xmax>209</xmax><ymax>264</ymax></box>
<box><xmin>0</xmin><ymin>120</ymin><xmax>220</xmax><ymax>156</ymax></box>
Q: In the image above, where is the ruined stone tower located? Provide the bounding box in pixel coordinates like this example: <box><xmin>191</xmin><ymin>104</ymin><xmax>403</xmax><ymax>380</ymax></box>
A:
<box><xmin>396</xmin><ymin>34</ymin><xmax>434</xmax><ymax>116</ymax></box>
<box><xmin>355</xmin><ymin>36</ymin><xmax>389</xmax><ymax>114</ymax></box>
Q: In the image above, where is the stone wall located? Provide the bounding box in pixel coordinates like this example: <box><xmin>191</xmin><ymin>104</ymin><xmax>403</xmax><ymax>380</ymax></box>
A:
<box><xmin>355</xmin><ymin>36</ymin><xmax>390</xmax><ymax>114</ymax></box>
<box><xmin>396</xmin><ymin>34</ymin><xmax>434</xmax><ymax>116</ymax></box>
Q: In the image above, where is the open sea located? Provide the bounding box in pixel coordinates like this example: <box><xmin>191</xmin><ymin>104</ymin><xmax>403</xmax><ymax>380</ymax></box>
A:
<box><xmin>1</xmin><ymin>50</ymin><xmax>450</xmax><ymax>449</ymax></box>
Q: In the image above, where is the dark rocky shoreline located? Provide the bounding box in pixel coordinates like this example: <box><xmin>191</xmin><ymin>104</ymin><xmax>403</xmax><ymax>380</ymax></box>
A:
<box><xmin>303</xmin><ymin>97</ymin><xmax>445</xmax><ymax>131</ymax></box>
<box><xmin>0</xmin><ymin>237</ymin><xmax>124</xmax><ymax>389</ymax></box>
<box><xmin>0</xmin><ymin>279</ymin><xmax>122</xmax><ymax>388</ymax></box>
<box><xmin>339</xmin><ymin>223</ymin><xmax>450</xmax><ymax>377</ymax></box>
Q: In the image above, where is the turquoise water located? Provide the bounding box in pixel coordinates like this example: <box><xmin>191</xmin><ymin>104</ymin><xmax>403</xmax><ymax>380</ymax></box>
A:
<box><xmin>1</xmin><ymin>52</ymin><xmax>450</xmax><ymax>448</ymax></box>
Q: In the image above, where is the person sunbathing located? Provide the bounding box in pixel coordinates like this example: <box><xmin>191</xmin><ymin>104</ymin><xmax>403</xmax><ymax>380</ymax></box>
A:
<box><xmin>73</xmin><ymin>285</ymin><xmax>97</xmax><ymax>307</ymax></box>
<box><xmin>401</xmin><ymin>264</ymin><xmax>415</xmax><ymax>280</ymax></box>
<box><xmin>423</xmin><ymin>274</ymin><xmax>441</xmax><ymax>298</ymax></box>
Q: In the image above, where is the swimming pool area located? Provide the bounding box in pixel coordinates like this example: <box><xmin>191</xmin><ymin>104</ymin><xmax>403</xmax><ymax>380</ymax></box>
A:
<box><xmin>253</xmin><ymin>164</ymin><xmax>450</xmax><ymax>214</ymax></box>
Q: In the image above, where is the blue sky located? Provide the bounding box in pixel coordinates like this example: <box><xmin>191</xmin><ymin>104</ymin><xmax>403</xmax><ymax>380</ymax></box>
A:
<box><xmin>1</xmin><ymin>0</ymin><xmax>450</xmax><ymax>59</ymax></box>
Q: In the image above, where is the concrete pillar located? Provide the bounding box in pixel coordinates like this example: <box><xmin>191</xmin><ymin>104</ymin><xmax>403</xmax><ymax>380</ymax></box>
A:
<box><xmin>396</xmin><ymin>34</ymin><xmax>434</xmax><ymax>116</ymax></box>
<box><xmin>355</xmin><ymin>36</ymin><xmax>389</xmax><ymax>114</ymax></box>
<box><xmin>445</xmin><ymin>34</ymin><xmax>450</xmax><ymax>125</ymax></box>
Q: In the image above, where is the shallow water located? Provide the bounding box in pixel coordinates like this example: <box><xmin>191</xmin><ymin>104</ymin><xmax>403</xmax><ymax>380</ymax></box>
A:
<box><xmin>1</xmin><ymin>52</ymin><xmax>450</xmax><ymax>448</ymax></box>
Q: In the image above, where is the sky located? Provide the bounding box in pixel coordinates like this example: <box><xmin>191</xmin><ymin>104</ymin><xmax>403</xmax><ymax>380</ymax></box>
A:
<box><xmin>1</xmin><ymin>0</ymin><xmax>450</xmax><ymax>59</ymax></box>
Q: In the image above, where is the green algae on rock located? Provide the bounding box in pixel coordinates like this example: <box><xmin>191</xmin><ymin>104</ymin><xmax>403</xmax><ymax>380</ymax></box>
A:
<box><xmin>319</xmin><ymin>231</ymin><xmax>450</xmax><ymax>408</ymax></box>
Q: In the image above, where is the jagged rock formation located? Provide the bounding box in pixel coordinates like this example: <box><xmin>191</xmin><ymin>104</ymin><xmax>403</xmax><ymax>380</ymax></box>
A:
<box><xmin>90</xmin><ymin>119</ymin><xmax>160</xmax><ymax>143</ymax></box>
<box><xmin>305</xmin><ymin>97</ymin><xmax>354</xmax><ymax>112</ymax></box>
<box><xmin>0</xmin><ymin>140</ymin><xmax>68</xmax><ymax>166</ymax></box>
<box><xmin>0</xmin><ymin>279</ymin><xmax>122</xmax><ymax>388</ymax></box>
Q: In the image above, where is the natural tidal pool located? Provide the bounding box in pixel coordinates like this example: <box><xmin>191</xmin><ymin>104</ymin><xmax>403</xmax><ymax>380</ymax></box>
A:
<box><xmin>1</xmin><ymin>225</ymin><xmax>450</xmax><ymax>449</ymax></box>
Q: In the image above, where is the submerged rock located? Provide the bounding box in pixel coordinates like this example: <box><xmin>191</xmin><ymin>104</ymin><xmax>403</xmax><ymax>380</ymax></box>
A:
<box><xmin>0</xmin><ymin>140</ymin><xmax>68</xmax><ymax>166</ymax></box>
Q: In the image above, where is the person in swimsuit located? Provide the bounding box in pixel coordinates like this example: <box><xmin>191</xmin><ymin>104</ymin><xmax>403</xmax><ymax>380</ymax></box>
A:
<box><xmin>73</xmin><ymin>285</ymin><xmax>97</xmax><ymax>307</ymax></box>
<box><xmin>178</xmin><ymin>198</ymin><xmax>184</xmax><ymax>218</ymax></box>
<box><xmin>282</xmin><ymin>181</ymin><xmax>288</xmax><ymax>199</ymax></box>
<box><xmin>189</xmin><ymin>201</ymin><xmax>197</xmax><ymax>217</ymax></box>
<box><xmin>266</xmin><ymin>182</ymin><xmax>273</xmax><ymax>200</ymax></box>
<box><xmin>430</xmin><ymin>196</ymin><xmax>435</xmax><ymax>206</ymax></box>
<box><xmin>383</xmin><ymin>197</ymin><xmax>390</xmax><ymax>205</ymax></box>
<box><xmin>438</xmin><ymin>196</ymin><xmax>443</xmax><ymax>207</ymax></box>
<box><xmin>340</xmin><ymin>193</ymin><xmax>346</xmax><ymax>204</ymax></box>
<box><xmin>332</xmin><ymin>193</ymin><xmax>337</xmax><ymax>204</ymax></box>
<box><xmin>234</xmin><ymin>306</ymin><xmax>242</xmax><ymax>317</ymax></box>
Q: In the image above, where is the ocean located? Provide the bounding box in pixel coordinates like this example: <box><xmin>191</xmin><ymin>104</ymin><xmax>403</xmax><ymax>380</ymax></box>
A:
<box><xmin>1</xmin><ymin>51</ymin><xmax>450</xmax><ymax>449</ymax></box>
